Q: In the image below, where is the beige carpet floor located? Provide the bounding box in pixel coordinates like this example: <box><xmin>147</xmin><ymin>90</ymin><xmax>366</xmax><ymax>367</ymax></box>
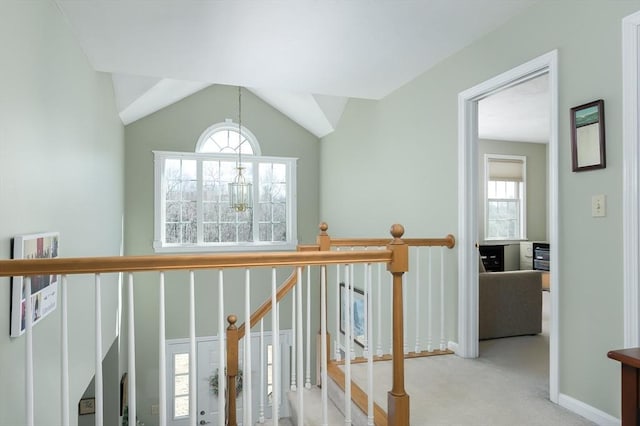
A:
<box><xmin>347</xmin><ymin>292</ymin><xmax>596</xmax><ymax>425</ymax></box>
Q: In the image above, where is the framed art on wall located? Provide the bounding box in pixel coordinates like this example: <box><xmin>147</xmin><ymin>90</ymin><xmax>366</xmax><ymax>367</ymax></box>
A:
<box><xmin>10</xmin><ymin>232</ymin><xmax>60</xmax><ymax>337</ymax></box>
<box><xmin>339</xmin><ymin>282</ymin><xmax>366</xmax><ymax>348</ymax></box>
<box><xmin>78</xmin><ymin>397</ymin><xmax>96</xmax><ymax>415</ymax></box>
<box><xmin>571</xmin><ymin>99</ymin><xmax>606</xmax><ymax>171</ymax></box>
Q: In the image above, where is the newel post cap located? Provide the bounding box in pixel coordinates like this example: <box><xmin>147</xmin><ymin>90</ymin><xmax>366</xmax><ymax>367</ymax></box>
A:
<box><xmin>387</xmin><ymin>223</ymin><xmax>408</xmax><ymax>273</ymax></box>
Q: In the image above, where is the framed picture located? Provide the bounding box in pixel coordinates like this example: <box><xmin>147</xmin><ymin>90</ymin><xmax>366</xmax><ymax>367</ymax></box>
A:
<box><xmin>339</xmin><ymin>283</ymin><xmax>366</xmax><ymax>348</ymax></box>
<box><xmin>571</xmin><ymin>99</ymin><xmax>606</xmax><ymax>172</ymax></box>
<box><xmin>120</xmin><ymin>373</ymin><xmax>128</xmax><ymax>416</ymax></box>
<box><xmin>78</xmin><ymin>397</ymin><xmax>96</xmax><ymax>415</ymax></box>
<box><xmin>10</xmin><ymin>232</ymin><xmax>60</xmax><ymax>337</ymax></box>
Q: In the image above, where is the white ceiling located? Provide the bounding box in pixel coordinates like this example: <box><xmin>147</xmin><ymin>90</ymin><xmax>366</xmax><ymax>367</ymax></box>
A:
<box><xmin>55</xmin><ymin>0</ymin><xmax>541</xmax><ymax>138</ymax></box>
<box><xmin>478</xmin><ymin>73</ymin><xmax>550</xmax><ymax>143</ymax></box>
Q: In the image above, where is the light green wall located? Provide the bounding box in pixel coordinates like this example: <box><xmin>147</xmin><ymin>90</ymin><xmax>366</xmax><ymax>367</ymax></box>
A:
<box><xmin>321</xmin><ymin>0</ymin><xmax>639</xmax><ymax>418</ymax></box>
<box><xmin>0</xmin><ymin>3</ymin><xmax>124</xmax><ymax>425</ymax></box>
<box><xmin>478</xmin><ymin>139</ymin><xmax>548</xmax><ymax>243</ymax></box>
<box><xmin>124</xmin><ymin>84</ymin><xmax>320</xmax><ymax>425</ymax></box>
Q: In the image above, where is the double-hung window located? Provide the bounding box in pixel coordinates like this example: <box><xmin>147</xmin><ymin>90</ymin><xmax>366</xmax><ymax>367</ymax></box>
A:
<box><xmin>484</xmin><ymin>154</ymin><xmax>526</xmax><ymax>241</ymax></box>
<box><xmin>153</xmin><ymin>120</ymin><xmax>297</xmax><ymax>252</ymax></box>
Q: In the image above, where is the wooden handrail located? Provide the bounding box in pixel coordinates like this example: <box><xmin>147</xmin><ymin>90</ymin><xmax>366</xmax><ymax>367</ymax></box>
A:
<box><xmin>237</xmin><ymin>269</ymin><xmax>298</xmax><ymax>340</ymax></box>
<box><xmin>0</xmin><ymin>250</ymin><xmax>392</xmax><ymax>277</ymax></box>
<box><xmin>329</xmin><ymin>234</ymin><xmax>456</xmax><ymax>248</ymax></box>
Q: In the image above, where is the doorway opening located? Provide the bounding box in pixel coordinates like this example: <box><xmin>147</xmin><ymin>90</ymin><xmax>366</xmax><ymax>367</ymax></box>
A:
<box><xmin>457</xmin><ymin>50</ymin><xmax>559</xmax><ymax>403</ymax></box>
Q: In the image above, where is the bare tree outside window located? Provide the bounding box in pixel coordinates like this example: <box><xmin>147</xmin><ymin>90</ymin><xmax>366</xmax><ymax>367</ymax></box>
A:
<box><xmin>153</xmin><ymin>122</ymin><xmax>297</xmax><ymax>252</ymax></box>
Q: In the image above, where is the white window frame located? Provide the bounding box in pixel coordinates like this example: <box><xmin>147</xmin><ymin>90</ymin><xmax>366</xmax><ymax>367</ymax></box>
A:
<box><xmin>195</xmin><ymin>119</ymin><xmax>262</xmax><ymax>156</ymax></box>
<box><xmin>153</xmin><ymin>150</ymin><xmax>297</xmax><ymax>253</ymax></box>
<box><xmin>484</xmin><ymin>154</ymin><xmax>527</xmax><ymax>241</ymax></box>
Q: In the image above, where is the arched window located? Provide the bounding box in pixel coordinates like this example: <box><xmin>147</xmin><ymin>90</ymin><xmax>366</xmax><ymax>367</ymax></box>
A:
<box><xmin>153</xmin><ymin>120</ymin><xmax>297</xmax><ymax>252</ymax></box>
<box><xmin>195</xmin><ymin>119</ymin><xmax>261</xmax><ymax>155</ymax></box>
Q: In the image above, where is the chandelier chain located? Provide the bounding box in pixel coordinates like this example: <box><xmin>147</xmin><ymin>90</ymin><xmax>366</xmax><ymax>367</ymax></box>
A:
<box><xmin>238</xmin><ymin>86</ymin><xmax>242</xmax><ymax>168</ymax></box>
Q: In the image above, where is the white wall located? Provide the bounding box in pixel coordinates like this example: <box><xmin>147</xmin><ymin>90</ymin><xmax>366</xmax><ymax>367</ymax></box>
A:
<box><xmin>0</xmin><ymin>3</ymin><xmax>124</xmax><ymax>425</ymax></box>
<box><xmin>321</xmin><ymin>0</ymin><xmax>638</xmax><ymax>418</ymax></box>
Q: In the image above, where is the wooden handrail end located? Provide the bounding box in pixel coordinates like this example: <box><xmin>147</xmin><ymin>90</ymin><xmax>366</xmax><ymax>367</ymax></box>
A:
<box><xmin>446</xmin><ymin>234</ymin><xmax>456</xmax><ymax>249</ymax></box>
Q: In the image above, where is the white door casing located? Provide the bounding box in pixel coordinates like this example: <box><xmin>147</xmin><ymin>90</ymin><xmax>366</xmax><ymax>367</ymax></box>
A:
<box><xmin>457</xmin><ymin>50</ymin><xmax>559</xmax><ymax>403</ymax></box>
<box><xmin>622</xmin><ymin>10</ymin><xmax>640</xmax><ymax>348</ymax></box>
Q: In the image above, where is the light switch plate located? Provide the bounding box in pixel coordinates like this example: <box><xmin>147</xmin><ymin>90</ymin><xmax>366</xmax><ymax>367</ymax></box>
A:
<box><xmin>592</xmin><ymin>194</ymin><xmax>606</xmax><ymax>217</ymax></box>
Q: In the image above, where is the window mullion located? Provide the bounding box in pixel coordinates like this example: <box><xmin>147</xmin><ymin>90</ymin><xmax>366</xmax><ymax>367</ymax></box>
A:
<box><xmin>252</xmin><ymin>159</ymin><xmax>259</xmax><ymax>242</ymax></box>
<box><xmin>197</xmin><ymin>159</ymin><xmax>204</xmax><ymax>244</ymax></box>
<box><xmin>271</xmin><ymin>167</ymin><xmax>275</xmax><ymax>243</ymax></box>
<box><xmin>160</xmin><ymin>157</ymin><xmax>167</xmax><ymax>244</ymax></box>
<box><xmin>217</xmin><ymin>160</ymin><xmax>223</xmax><ymax>242</ymax></box>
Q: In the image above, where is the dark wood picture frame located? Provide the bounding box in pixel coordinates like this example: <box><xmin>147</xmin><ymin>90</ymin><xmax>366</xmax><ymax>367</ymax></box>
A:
<box><xmin>571</xmin><ymin>99</ymin><xmax>606</xmax><ymax>172</ymax></box>
<box><xmin>120</xmin><ymin>372</ymin><xmax>128</xmax><ymax>416</ymax></box>
<box><xmin>339</xmin><ymin>282</ymin><xmax>366</xmax><ymax>348</ymax></box>
<box><xmin>78</xmin><ymin>397</ymin><xmax>96</xmax><ymax>416</ymax></box>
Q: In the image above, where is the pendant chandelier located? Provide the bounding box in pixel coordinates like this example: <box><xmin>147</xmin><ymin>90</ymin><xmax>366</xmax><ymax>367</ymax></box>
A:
<box><xmin>229</xmin><ymin>86</ymin><xmax>253</xmax><ymax>212</ymax></box>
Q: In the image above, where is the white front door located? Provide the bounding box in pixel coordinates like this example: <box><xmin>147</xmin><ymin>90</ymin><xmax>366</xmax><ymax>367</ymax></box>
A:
<box><xmin>166</xmin><ymin>331</ymin><xmax>291</xmax><ymax>426</ymax></box>
<box><xmin>196</xmin><ymin>337</ymin><xmax>243</xmax><ymax>426</ymax></box>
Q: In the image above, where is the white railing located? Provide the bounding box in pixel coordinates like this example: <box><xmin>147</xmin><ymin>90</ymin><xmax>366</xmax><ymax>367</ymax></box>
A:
<box><xmin>0</xmin><ymin>224</ymin><xmax>455</xmax><ymax>426</ymax></box>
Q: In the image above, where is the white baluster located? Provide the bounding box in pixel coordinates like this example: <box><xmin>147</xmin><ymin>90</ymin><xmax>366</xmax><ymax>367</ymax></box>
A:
<box><xmin>376</xmin><ymin>261</ymin><xmax>383</xmax><ymax>358</ymax></box>
<box><xmin>244</xmin><ymin>269</ymin><xmax>252</xmax><ymax>426</ymax></box>
<box><xmin>334</xmin><ymin>261</ymin><xmax>341</xmax><ymax>361</ymax></box>
<box><xmin>291</xmin><ymin>286</ymin><xmax>297</xmax><ymax>391</ymax></box>
<box><xmin>296</xmin><ymin>267</ymin><xmax>304</xmax><ymax>426</ymax></box>
<box><xmin>415</xmin><ymin>247</ymin><xmax>421</xmax><ymax>354</ymax></box>
<box><xmin>218</xmin><ymin>270</ymin><xmax>225</xmax><ymax>426</ymax></box>
<box><xmin>61</xmin><ymin>275</ymin><xmax>69</xmax><ymax>426</ymax></box>
<box><xmin>362</xmin><ymin>258</ymin><xmax>369</xmax><ymax>358</ymax></box>
<box><xmin>189</xmin><ymin>271</ymin><xmax>196</xmax><ymax>426</ymax></box>
<box><xmin>95</xmin><ymin>274</ymin><xmax>103</xmax><ymax>426</ymax></box>
<box><xmin>128</xmin><ymin>273</ymin><xmax>136</xmax><ymax>426</ymax></box>
<box><xmin>259</xmin><ymin>318</ymin><xmax>265</xmax><ymax>424</ymax></box>
<box><xmin>320</xmin><ymin>266</ymin><xmax>328</xmax><ymax>426</ymax></box>
<box><xmin>428</xmin><ymin>248</ymin><xmax>433</xmax><ymax>352</ymax></box>
<box><xmin>440</xmin><ymin>246</ymin><xmax>446</xmax><ymax>351</ymax></box>
<box><xmin>366</xmin><ymin>264</ymin><xmax>374</xmax><ymax>426</ymax></box>
<box><xmin>305</xmin><ymin>266</ymin><xmax>311</xmax><ymax>389</ymax></box>
<box><xmin>350</xmin><ymin>256</ymin><xmax>355</xmax><ymax>360</ymax></box>
<box><xmin>344</xmin><ymin>265</ymin><xmax>352</xmax><ymax>425</ymax></box>
<box><xmin>271</xmin><ymin>268</ymin><xmax>279</xmax><ymax>425</ymax></box>
<box><xmin>25</xmin><ymin>276</ymin><xmax>34</xmax><ymax>426</ymax></box>
<box><xmin>159</xmin><ymin>272</ymin><xmax>167</xmax><ymax>426</ymax></box>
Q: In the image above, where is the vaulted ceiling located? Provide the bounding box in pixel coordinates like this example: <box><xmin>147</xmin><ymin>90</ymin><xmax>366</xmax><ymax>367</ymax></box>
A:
<box><xmin>55</xmin><ymin>0</ymin><xmax>542</xmax><ymax>138</ymax></box>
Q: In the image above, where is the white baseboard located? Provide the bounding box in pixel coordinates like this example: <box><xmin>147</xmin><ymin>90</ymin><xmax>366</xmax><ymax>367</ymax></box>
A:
<box><xmin>558</xmin><ymin>393</ymin><xmax>620</xmax><ymax>426</ymax></box>
<box><xmin>447</xmin><ymin>341</ymin><xmax>459</xmax><ymax>353</ymax></box>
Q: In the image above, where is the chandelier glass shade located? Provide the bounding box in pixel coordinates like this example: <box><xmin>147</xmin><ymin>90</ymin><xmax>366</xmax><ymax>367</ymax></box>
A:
<box><xmin>229</xmin><ymin>166</ymin><xmax>252</xmax><ymax>212</ymax></box>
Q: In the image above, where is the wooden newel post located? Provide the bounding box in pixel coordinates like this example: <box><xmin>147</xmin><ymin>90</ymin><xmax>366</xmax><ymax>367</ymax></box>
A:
<box><xmin>316</xmin><ymin>222</ymin><xmax>331</xmax><ymax>386</ymax></box>
<box><xmin>386</xmin><ymin>224</ymin><xmax>410</xmax><ymax>426</ymax></box>
<box><xmin>226</xmin><ymin>315</ymin><xmax>238</xmax><ymax>426</ymax></box>
<box><xmin>317</xmin><ymin>222</ymin><xmax>331</xmax><ymax>251</ymax></box>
